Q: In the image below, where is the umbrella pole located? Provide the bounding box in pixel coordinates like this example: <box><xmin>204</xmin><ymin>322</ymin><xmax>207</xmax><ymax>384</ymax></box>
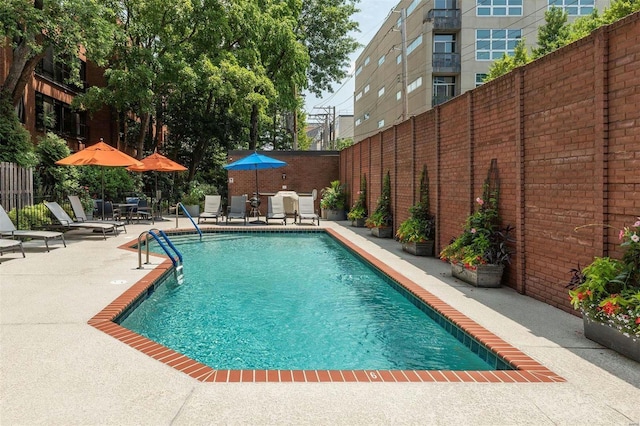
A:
<box><xmin>101</xmin><ymin>168</ymin><xmax>105</xmax><ymax>219</ymax></box>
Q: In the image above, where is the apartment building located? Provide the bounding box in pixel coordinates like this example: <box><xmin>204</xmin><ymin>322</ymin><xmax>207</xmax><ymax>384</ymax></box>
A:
<box><xmin>353</xmin><ymin>0</ymin><xmax>611</xmax><ymax>141</ymax></box>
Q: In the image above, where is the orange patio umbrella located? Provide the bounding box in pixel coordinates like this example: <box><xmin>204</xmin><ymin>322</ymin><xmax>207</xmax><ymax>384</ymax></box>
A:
<box><xmin>127</xmin><ymin>152</ymin><xmax>187</xmax><ymax>216</ymax></box>
<box><xmin>56</xmin><ymin>140</ymin><xmax>143</xmax><ymax>218</ymax></box>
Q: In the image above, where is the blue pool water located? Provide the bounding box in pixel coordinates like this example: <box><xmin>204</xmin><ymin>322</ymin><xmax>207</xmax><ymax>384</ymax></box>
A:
<box><xmin>119</xmin><ymin>232</ymin><xmax>500</xmax><ymax>371</ymax></box>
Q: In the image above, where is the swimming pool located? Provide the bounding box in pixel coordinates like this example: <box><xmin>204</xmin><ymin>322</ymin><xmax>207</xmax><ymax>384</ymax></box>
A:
<box><xmin>118</xmin><ymin>231</ymin><xmax>510</xmax><ymax>371</ymax></box>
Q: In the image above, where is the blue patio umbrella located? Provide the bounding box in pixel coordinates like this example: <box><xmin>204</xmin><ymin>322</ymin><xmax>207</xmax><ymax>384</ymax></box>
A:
<box><xmin>223</xmin><ymin>152</ymin><xmax>287</xmax><ymax>223</ymax></box>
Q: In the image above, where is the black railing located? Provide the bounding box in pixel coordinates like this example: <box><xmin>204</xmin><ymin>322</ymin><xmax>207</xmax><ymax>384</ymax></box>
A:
<box><xmin>426</xmin><ymin>9</ymin><xmax>461</xmax><ymax>30</ymax></box>
<box><xmin>432</xmin><ymin>53</ymin><xmax>461</xmax><ymax>73</ymax></box>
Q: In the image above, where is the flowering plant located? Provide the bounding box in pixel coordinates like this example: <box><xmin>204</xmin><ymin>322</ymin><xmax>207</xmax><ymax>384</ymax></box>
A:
<box><xmin>365</xmin><ymin>171</ymin><xmax>392</xmax><ymax>228</ymax></box>
<box><xmin>439</xmin><ymin>183</ymin><xmax>512</xmax><ymax>269</ymax></box>
<box><xmin>567</xmin><ymin>218</ymin><xmax>640</xmax><ymax>338</ymax></box>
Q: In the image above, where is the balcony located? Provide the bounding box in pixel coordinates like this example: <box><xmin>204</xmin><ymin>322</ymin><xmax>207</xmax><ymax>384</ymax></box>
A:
<box><xmin>432</xmin><ymin>94</ymin><xmax>454</xmax><ymax>107</ymax></box>
<box><xmin>432</xmin><ymin>53</ymin><xmax>460</xmax><ymax>73</ymax></box>
<box><xmin>425</xmin><ymin>9</ymin><xmax>461</xmax><ymax>30</ymax></box>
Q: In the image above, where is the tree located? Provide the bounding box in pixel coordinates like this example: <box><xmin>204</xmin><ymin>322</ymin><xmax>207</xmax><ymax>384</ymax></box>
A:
<box><xmin>485</xmin><ymin>39</ymin><xmax>531</xmax><ymax>81</ymax></box>
<box><xmin>0</xmin><ymin>93</ymin><xmax>37</xmax><ymax>167</ymax></box>
<box><xmin>0</xmin><ymin>0</ymin><xmax>116</xmax><ymax>107</ymax></box>
<box><xmin>532</xmin><ymin>7</ymin><xmax>570</xmax><ymax>59</ymax></box>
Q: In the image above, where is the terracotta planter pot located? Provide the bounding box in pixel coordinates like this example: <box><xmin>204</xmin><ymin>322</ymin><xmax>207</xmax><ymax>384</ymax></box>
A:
<box><xmin>583</xmin><ymin>316</ymin><xmax>640</xmax><ymax>362</ymax></box>
<box><xmin>371</xmin><ymin>226</ymin><xmax>393</xmax><ymax>238</ymax></box>
<box><xmin>402</xmin><ymin>240</ymin><xmax>434</xmax><ymax>256</ymax></box>
<box><xmin>451</xmin><ymin>262</ymin><xmax>504</xmax><ymax>287</ymax></box>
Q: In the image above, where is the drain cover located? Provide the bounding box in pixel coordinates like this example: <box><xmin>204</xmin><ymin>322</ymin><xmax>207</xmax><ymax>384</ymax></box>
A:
<box><xmin>110</xmin><ymin>279</ymin><xmax>128</xmax><ymax>285</ymax></box>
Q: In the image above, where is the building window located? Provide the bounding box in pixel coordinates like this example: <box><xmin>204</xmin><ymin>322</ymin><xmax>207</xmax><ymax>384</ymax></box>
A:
<box><xmin>407</xmin><ymin>0</ymin><xmax>421</xmax><ymax>16</ymax></box>
<box><xmin>407</xmin><ymin>76</ymin><xmax>423</xmax><ymax>93</ymax></box>
<box><xmin>378</xmin><ymin>87</ymin><xmax>385</xmax><ymax>97</ymax></box>
<box><xmin>476</xmin><ymin>29</ymin><xmax>521</xmax><ymax>60</ymax></box>
<box><xmin>548</xmin><ymin>0</ymin><xmax>594</xmax><ymax>15</ymax></box>
<box><xmin>433</xmin><ymin>76</ymin><xmax>456</xmax><ymax>105</ymax></box>
<box><xmin>355</xmin><ymin>65</ymin><xmax>363</xmax><ymax>76</ymax></box>
<box><xmin>475</xmin><ymin>73</ymin><xmax>487</xmax><ymax>86</ymax></box>
<box><xmin>35</xmin><ymin>92</ymin><xmax>87</xmax><ymax>139</ymax></box>
<box><xmin>396</xmin><ymin>54</ymin><xmax>402</xmax><ymax>64</ymax></box>
<box><xmin>355</xmin><ymin>118</ymin><xmax>362</xmax><ymax>126</ymax></box>
<box><xmin>435</xmin><ymin>0</ymin><xmax>457</xmax><ymax>8</ymax></box>
<box><xmin>378</xmin><ymin>54</ymin><xmax>386</xmax><ymax>66</ymax></box>
<box><xmin>364</xmin><ymin>113</ymin><xmax>370</xmax><ymax>120</ymax></box>
<box><xmin>434</xmin><ymin>34</ymin><xmax>456</xmax><ymax>53</ymax></box>
<box><xmin>364</xmin><ymin>56</ymin><xmax>370</xmax><ymax>66</ymax></box>
<box><xmin>355</xmin><ymin>91</ymin><xmax>363</xmax><ymax>101</ymax></box>
<box><xmin>396</xmin><ymin>91</ymin><xmax>402</xmax><ymax>100</ymax></box>
<box><xmin>477</xmin><ymin>0</ymin><xmax>522</xmax><ymax>16</ymax></box>
<box><xmin>378</xmin><ymin>119</ymin><xmax>385</xmax><ymax>128</ymax></box>
<box><xmin>35</xmin><ymin>46</ymin><xmax>87</xmax><ymax>92</ymax></box>
<box><xmin>407</xmin><ymin>35</ymin><xmax>423</xmax><ymax>55</ymax></box>
<box><xmin>364</xmin><ymin>84</ymin><xmax>370</xmax><ymax>93</ymax></box>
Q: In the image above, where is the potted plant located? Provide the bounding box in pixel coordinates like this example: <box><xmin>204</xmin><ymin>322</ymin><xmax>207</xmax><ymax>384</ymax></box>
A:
<box><xmin>567</xmin><ymin>219</ymin><xmax>640</xmax><ymax>362</ymax></box>
<box><xmin>365</xmin><ymin>171</ymin><xmax>393</xmax><ymax>238</ymax></box>
<box><xmin>347</xmin><ymin>174</ymin><xmax>367</xmax><ymax>227</ymax></box>
<box><xmin>320</xmin><ymin>180</ymin><xmax>347</xmax><ymax>221</ymax></box>
<box><xmin>439</xmin><ymin>179</ymin><xmax>513</xmax><ymax>287</ymax></box>
<box><xmin>395</xmin><ymin>165</ymin><xmax>435</xmax><ymax>256</ymax></box>
<box><xmin>181</xmin><ymin>182</ymin><xmax>205</xmax><ymax>217</ymax></box>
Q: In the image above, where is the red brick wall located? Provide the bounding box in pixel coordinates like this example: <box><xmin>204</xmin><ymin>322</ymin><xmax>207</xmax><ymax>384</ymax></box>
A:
<box><xmin>226</xmin><ymin>150</ymin><xmax>340</xmax><ymax>213</ymax></box>
<box><xmin>340</xmin><ymin>12</ymin><xmax>640</xmax><ymax>314</ymax></box>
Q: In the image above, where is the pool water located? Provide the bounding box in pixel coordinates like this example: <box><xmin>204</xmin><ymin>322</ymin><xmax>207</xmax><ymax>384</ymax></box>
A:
<box><xmin>119</xmin><ymin>232</ymin><xmax>497</xmax><ymax>371</ymax></box>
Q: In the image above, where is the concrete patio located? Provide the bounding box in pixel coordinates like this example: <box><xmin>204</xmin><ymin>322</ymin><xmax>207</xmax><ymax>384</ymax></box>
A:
<box><xmin>1</xmin><ymin>217</ymin><xmax>638</xmax><ymax>425</ymax></box>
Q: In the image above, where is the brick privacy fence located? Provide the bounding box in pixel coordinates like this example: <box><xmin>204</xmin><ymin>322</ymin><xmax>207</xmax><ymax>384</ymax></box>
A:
<box><xmin>340</xmin><ymin>12</ymin><xmax>640</xmax><ymax>314</ymax></box>
<box><xmin>225</xmin><ymin>150</ymin><xmax>340</xmax><ymax>213</ymax></box>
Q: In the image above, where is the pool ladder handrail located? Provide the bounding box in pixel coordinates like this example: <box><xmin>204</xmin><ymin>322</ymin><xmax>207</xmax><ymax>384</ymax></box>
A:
<box><xmin>175</xmin><ymin>202</ymin><xmax>202</xmax><ymax>240</ymax></box>
<box><xmin>138</xmin><ymin>229</ymin><xmax>184</xmax><ymax>284</ymax></box>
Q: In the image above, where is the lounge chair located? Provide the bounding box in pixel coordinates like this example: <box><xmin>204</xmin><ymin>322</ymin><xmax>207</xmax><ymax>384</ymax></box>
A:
<box><xmin>68</xmin><ymin>195</ymin><xmax>127</xmax><ymax>233</ymax></box>
<box><xmin>226</xmin><ymin>195</ymin><xmax>247</xmax><ymax>225</ymax></box>
<box><xmin>0</xmin><ymin>238</ymin><xmax>25</xmax><ymax>258</ymax></box>
<box><xmin>44</xmin><ymin>201</ymin><xmax>117</xmax><ymax>239</ymax></box>
<box><xmin>297</xmin><ymin>196</ymin><xmax>319</xmax><ymax>226</ymax></box>
<box><xmin>198</xmin><ymin>195</ymin><xmax>223</xmax><ymax>224</ymax></box>
<box><xmin>0</xmin><ymin>204</ymin><xmax>66</xmax><ymax>252</ymax></box>
<box><xmin>266</xmin><ymin>196</ymin><xmax>286</xmax><ymax>225</ymax></box>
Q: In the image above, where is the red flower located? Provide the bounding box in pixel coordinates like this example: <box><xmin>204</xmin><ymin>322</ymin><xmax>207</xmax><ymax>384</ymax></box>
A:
<box><xmin>601</xmin><ymin>301</ymin><xmax>619</xmax><ymax>316</ymax></box>
<box><xmin>636</xmin><ymin>317</ymin><xmax>640</xmax><ymax>325</ymax></box>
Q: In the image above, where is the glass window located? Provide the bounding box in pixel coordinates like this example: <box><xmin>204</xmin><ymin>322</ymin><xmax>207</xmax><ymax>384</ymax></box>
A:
<box><xmin>364</xmin><ymin>84</ymin><xmax>370</xmax><ymax>93</ymax></box>
<box><xmin>407</xmin><ymin>76</ymin><xmax>423</xmax><ymax>93</ymax></box>
<box><xmin>355</xmin><ymin>91</ymin><xmax>362</xmax><ymax>101</ymax></box>
<box><xmin>477</xmin><ymin>0</ymin><xmax>522</xmax><ymax>16</ymax></box>
<box><xmin>476</xmin><ymin>29</ymin><xmax>521</xmax><ymax>61</ymax></box>
<box><xmin>378</xmin><ymin>55</ymin><xmax>386</xmax><ymax>66</ymax></box>
<box><xmin>396</xmin><ymin>54</ymin><xmax>402</xmax><ymax>64</ymax></box>
<box><xmin>377</xmin><ymin>119</ymin><xmax>385</xmax><ymax>128</ymax></box>
<box><xmin>548</xmin><ymin>0</ymin><xmax>594</xmax><ymax>15</ymax></box>
<box><xmin>407</xmin><ymin>35</ymin><xmax>423</xmax><ymax>55</ymax></box>
<box><xmin>355</xmin><ymin>65</ymin><xmax>362</xmax><ymax>76</ymax></box>
<box><xmin>364</xmin><ymin>57</ymin><xmax>370</xmax><ymax>66</ymax></box>
<box><xmin>396</xmin><ymin>91</ymin><xmax>402</xmax><ymax>100</ymax></box>
<box><xmin>475</xmin><ymin>73</ymin><xmax>487</xmax><ymax>87</ymax></box>
<box><xmin>434</xmin><ymin>34</ymin><xmax>456</xmax><ymax>53</ymax></box>
<box><xmin>378</xmin><ymin>87</ymin><xmax>385</xmax><ymax>97</ymax></box>
<box><xmin>407</xmin><ymin>0</ymin><xmax>421</xmax><ymax>16</ymax></box>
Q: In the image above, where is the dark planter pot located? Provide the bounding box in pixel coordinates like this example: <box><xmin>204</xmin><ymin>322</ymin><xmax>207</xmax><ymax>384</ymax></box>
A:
<box><xmin>183</xmin><ymin>204</ymin><xmax>200</xmax><ymax>217</ymax></box>
<box><xmin>371</xmin><ymin>226</ymin><xmax>393</xmax><ymax>238</ymax></box>
<box><xmin>351</xmin><ymin>218</ymin><xmax>366</xmax><ymax>227</ymax></box>
<box><xmin>583</xmin><ymin>316</ymin><xmax>640</xmax><ymax>362</ymax></box>
<box><xmin>402</xmin><ymin>240</ymin><xmax>434</xmax><ymax>256</ymax></box>
<box><xmin>325</xmin><ymin>209</ymin><xmax>346</xmax><ymax>221</ymax></box>
<box><xmin>451</xmin><ymin>262</ymin><xmax>504</xmax><ymax>288</ymax></box>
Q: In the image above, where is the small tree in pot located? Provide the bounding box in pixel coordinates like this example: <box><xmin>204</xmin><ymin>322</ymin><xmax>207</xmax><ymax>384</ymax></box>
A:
<box><xmin>347</xmin><ymin>174</ymin><xmax>367</xmax><ymax>227</ymax></box>
<box><xmin>396</xmin><ymin>164</ymin><xmax>435</xmax><ymax>256</ymax></box>
<box><xmin>366</xmin><ymin>171</ymin><xmax>393</xmax><ymax>238</ymax></box>
<box><xmin>320</xmin><ymin>180</ymin><xmax>347</xmax><ymax>220</ymax></box>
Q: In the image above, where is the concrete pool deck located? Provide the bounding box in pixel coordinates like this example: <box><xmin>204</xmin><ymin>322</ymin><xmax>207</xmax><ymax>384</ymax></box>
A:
<box><xmin>1</xmin><ymin>217</ymin><xmax>638</xmax><ymax>425</ymax></box>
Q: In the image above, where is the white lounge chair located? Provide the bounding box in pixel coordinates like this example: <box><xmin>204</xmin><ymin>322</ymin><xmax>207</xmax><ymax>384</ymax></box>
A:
<box><xmin>0</xmin><ymin>204</ymin><xmax>66</xmax><ymax>252</ymax></box>
<box><xmin>68</xmin><ymin>195</ymin><xmax>127</xmax><ymax>233</ymax></box>
<box><xmin>226</xmin><ymin>195</ymin><xmax>247</xmax><ymax>225</ymax></box>
<box><xmin>266</xmin><ymin>196</ymin><xmax>286</xmax><ymax>225</ymax></box>
<box><xmin>198</xmin><ymin>195</ymin><xmax>223</xmax><ymax>224</ymax></box>
<box><xmin>44</xmin><ymin>201</ymin><xmax>117</xmax><ymax>239</ymax></box>
<box><xmin>0</xmin><ymin>238</ymin><xmax>25</xmax><ymax>258</ymax></box>
<box><xmin>297</xmin><ymin>196</ymin><xmax>319</xmax><ymax>226</ymax></box>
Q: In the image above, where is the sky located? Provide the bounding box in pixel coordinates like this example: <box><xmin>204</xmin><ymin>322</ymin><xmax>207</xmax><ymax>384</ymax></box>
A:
<box><xmin>303</xmin><ymin>0</ymin><xmax>399</xmax><ymax>117</ymax></box>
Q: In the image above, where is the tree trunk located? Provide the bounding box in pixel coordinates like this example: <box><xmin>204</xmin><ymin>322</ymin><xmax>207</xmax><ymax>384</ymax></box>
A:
<box><xmin>135</xmin><ymin>112</ymin><xmax>150</xmax><ymax>159</ymax></box>
<box><xmin>249</xmin><ymin>104</ymin><xmax>259</xmax><ymax>150</ymax></box>
<box><xmin>4</xmin><ymin>40</ymin><xmax>46</xmax><ymax>107</ymax></box>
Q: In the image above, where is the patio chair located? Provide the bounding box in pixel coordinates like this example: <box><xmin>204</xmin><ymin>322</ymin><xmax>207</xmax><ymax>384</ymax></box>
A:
<box><xmin>297</xmin><ymin>196</ymin><xmax>319</xmax><ymax>226</ymax></box>
<box><xmin>44</xmin><ymin>201</ymin><xmax>117</xmax><ymax>239</ymax></box>
<box><xmin>266</xmin><ymin>196</ymin><xmax>286</xmax><ymax>225</ymax></box>
<box><xmin>198</xmin><ymin>195</ymin><xmax>223</xmax><ymax>224</ymax></box>
<box><xmin>68</xmin><ymin>195</ymin><xmax>127</xmax><ymax>234</ymax></box>
<box><xmin>0</xmin><ymin>204</ymin><xmax>66</xmax><ymax>252</ymax></box>
<box><xmin>0</xmin><ymin>238</ymin><xmax>24</xmax><ymax>258</ymax></box>
<box><xmin>124</xmin><ymin>197</ymin><xmax>152</xmax><ymax>223</ymax></box>
<box><xmin>225</xmin><ymin>195</ymin><xmax>247</xmax><ymax>225</ymax></box>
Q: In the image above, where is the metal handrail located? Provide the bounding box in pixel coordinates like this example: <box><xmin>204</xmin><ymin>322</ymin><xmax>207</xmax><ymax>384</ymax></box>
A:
<box><xmin>174</xmin><ymin>202</ymin><xmax>203</xmax><ymax>240</ymax></box>
<box><xmin>137</xmin><ymin>228</ymin><xmax>183</xmax><ymax>269</ymax></box>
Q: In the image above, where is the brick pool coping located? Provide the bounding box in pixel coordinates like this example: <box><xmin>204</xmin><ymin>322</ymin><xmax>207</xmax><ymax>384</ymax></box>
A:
<box><xmin>88</xmin><ymin>227</ymin><xmax>565</xmax><ymax>383</ymax></box>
